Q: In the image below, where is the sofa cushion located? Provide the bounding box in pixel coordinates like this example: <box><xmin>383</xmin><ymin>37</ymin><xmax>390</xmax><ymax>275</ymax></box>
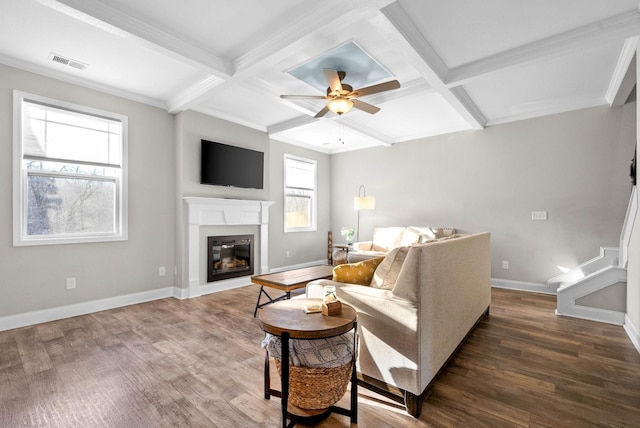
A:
<box><xmin>370</xmin><ymin>226</ymin><xmax>407</xmax><ymax>251</ymax></box>
<box><xmin>371</xmin><ymin>246</ymin><xmax>409</xmax><ymax>289</ymax></box>
<box><xmin>332</xmin><ymin>257</ymin><xmax>385</xmax><ymax>285</ymax></box>
<box><xmin>409</xmin><ymin>226</ymin><xmax>436</xmax><ymax>243</ymax></box>
<box><xmin>399</xmin><ymin>228</ymin><xmax>422</xmax><ymax>246</ymax></box>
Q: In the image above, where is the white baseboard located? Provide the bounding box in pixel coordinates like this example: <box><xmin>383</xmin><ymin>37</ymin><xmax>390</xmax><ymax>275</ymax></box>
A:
<box><xmin>0</xmin><ymin>287</ymin><xmax>176</xmax><ymax>332</ymax></box>
<box><xmin>555</xmin><ymin>307</ymin><xmax>625</xmax><ymax>326</ymax></box>
<box><xmin>491</xmin><ymin>278</ymin><xmax>558</xmax><ymax>295</ymax></box>
<box><xmin>624</xmin><ymin>314</ymin><xmax>640</xmax><ymax>355</ymax></box>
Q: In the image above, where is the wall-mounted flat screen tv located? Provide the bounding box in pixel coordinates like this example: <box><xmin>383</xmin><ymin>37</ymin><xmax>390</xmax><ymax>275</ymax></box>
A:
<box><xmin>200</xmin><ymin>139</ymin><xmax>264</xmax><ymax>189</ymax></box>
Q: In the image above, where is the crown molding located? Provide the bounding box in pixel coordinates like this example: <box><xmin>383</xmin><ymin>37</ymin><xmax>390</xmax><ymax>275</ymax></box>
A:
<box><xmin>486</xmin><ymin>97</ymin><xmax>608</xmax><ymax>127</ymax></box>
<box><xmin>447</xmin><ymin>9</ymin><xmax>640</xmax><ymax>86</ymax></box>
<box><xmin>166</xmin><ymin>75</ymin><xmax>225</xmax><ymax>113</ymax></box>
<box><xmin>606</xmin><ymin>36</ymin><xmax>638</xmax><ymax>106</ymax></box>
<box><xmin>190</xmin><ymin>106</ymin><xmax>267</xmax><ymax>133</ymax></box>
<box><xmin>39</xmin><ymin>0</ymin><xmax>232</xmax><ymax>77</ymax></box>
<box><xmin>339</xmin><ymin>117</ymin><xmax>394</xmax><ymax>146</ymax></box>
<box><xmin>448</xmin><ymin>86</ymin><xmax>486</xmax><ymax>130</ymax></box>
<box><xmin>268</xmin><ymin>115</ymin><xmax>317</xmax><ymax>135</ymax></box>
<box><xmin>0</xmin><ymin>54</ymin><xmax>166</xmax><ymax>109</ymax></box>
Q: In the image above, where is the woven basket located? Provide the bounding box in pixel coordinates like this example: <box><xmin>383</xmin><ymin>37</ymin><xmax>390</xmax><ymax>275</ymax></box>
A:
<box><xmin>274</xmin><ymin>359</ymin><xmax>353</xmax><ymax>410</ymax></box>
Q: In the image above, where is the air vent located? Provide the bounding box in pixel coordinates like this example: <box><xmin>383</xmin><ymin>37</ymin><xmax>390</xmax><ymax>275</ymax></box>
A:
<box><xmin>48</xmin><ymin>52</ymin><xmax>88</xmax><ymax>70</ymax></box>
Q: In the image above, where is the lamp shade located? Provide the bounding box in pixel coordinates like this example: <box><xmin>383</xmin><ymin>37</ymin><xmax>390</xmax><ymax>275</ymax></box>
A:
<box><xmin>354</xmin><ymin>196</ymin><xmax>375</xmax><ymax>210</ymax></box>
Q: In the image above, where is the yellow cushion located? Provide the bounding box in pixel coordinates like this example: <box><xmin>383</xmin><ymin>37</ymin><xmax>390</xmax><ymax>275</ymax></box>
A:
<box><xmin>332</xmin><ymin>257</ymin><xmax>385</xmax><ymax>285</ymax></box>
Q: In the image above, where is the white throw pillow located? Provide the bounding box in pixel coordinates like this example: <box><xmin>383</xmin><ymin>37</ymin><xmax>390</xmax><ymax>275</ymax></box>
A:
<box><xmin>371</xmin><ymin>246</ymin><xmax>409</xmax><ymax>289</ymax></box>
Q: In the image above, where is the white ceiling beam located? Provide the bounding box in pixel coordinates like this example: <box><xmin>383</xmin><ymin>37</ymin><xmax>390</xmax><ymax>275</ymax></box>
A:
<box><xmin>607</xmin><ymin>37</ymin><xmax>638</xmax><ymax>106</ymax></box>
<box><xmin>268</xmin><ymin>116</ymin><xmax>318</xmax><ymax>135</ymax></box>
<box><xmin>169</xmin><ymin>2</ymin><xmax>383</xmax><ymax>114</ymax></box>
<box><xmin>339</xmin><ymin>117</ymin><xmax>394</xmax><ymax>146</ymax></box>
<box><xmin>167</xmin><ymin>76</ymin><xmax>226</xmax><ymax>113</ymax></box>
<box><xmin>447</xmin><ymin>10</ymin><xmax>640</xmax><ymax>86</ymax></box>
<box><xmin>381</xmin><ymin>2</ymin><xmax>485</xmax><ymax>130</ymax></box>
<box><xmin>37</xmin><ymin>0</ymin><xmax>232</xmax><ymax>78</ymax></box>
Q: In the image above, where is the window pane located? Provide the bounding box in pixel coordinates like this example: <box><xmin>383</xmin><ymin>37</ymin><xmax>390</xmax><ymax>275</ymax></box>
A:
<box><xmin>285</xmin><ymin>195</ymin><xmax>311</xmax><ymax>228</ymax></box>
<box><xmin>285</xmin><ymin>159</ymin><xmax>315</xmax><ymax>190</ymax></box>
<box><xmin>27</xmin><ymin>174</ymin><xmax>116</xmax><ymax>236</ymax></box>
<box><xmin>23</xmin><ymin>101</ymin><xmax>121</xmax><ymax>165</ymax></box>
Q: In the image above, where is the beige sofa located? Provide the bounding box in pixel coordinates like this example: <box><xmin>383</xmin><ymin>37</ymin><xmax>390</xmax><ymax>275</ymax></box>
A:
<box><xmin>307</xmin><ymin>232</ymin><xmax>491</xmax><ymax>417</ymax></box>
<box><xmin>347</xmin><ymin>226</ymin><xmax>456</xmax><ymax>263</ymax></box>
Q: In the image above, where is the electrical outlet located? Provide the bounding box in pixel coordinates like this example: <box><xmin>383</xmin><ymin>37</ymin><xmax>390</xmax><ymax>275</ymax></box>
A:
<box><xmin>531</xmin><ymin>211</ymin><xmax>548</xmax><ymax>221</ymax></box>
<box><xmin>501</xmin><ymin>261</ymin><xmax>509</xmax><ymax>269</ymax></box>
<box><xmin>66</xmin><ymin>277</ymin><xmax>76</xmax><ymax>289</ymax></box>
<box><xmin>286</xmin><ymin>251</ymin><xmax>290</xmax><ymax>258</ymax></box>
<box><xmin>159</xmin><ymin>266</ymin><xmax>166</xmax><ymax>277</ymax></box>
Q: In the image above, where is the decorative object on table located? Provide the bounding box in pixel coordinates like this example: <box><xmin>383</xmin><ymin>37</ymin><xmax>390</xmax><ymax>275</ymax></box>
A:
<box><xmin>323</xmin><ymin>285</ymin><xmax>337</xmax><ymax>303</ymax></box>
<box><xmin>353</xmin><ymin>185</ymin><xmax>375</xmax><ymax>242</ymax></box>
<box><xmin>322</xmin><ymin>285</ymin><xmax>342</xmax><ymax>315</ymax></box>
<box><xmin>322</xmin><ymin>300</ymin><xmax>342</xmax><ymax>316</ymax></box>
<box><xmin>340</xmin><ymin>226</ymin><xmax>355</xmax><ymax>245</ymax></box>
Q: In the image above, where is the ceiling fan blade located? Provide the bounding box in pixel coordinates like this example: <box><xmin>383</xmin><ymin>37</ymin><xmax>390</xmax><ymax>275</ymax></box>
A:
<box><xmin>280</xmin><ymin>95</ymin><xmax>328</xmax><ymax>99</ymax></box>
<box><xmin>352</xmin><ymin>99</ymin><xmax>380</xmax><ymax>115</ymax></box>
<box><xmin>352</xmin><ymin>80</ymin><xmax>400</xmax><ymax>98</ymax></box>
<box><xmin>314</xmin><ymin>106</ymin><xmax>330</xmax><ymax>118</ymax></box>
<box><xmin>323</xmin><ymin>69</ymin><xmax>343</xmax><ymax>93</ymax></box>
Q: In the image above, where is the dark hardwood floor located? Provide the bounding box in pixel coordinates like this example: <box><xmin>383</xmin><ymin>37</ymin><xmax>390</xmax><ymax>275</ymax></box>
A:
<box><xmin>1</xmin><ymin>286</ymin><xmax>639</xmax><ymax>427</ymax></box>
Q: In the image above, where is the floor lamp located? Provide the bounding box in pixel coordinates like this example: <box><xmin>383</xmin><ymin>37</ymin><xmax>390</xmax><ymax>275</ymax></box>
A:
<box><xmin>354</xmin><ymin>185</ymin><xmax>375</xmax><ymax>242</ymax></box>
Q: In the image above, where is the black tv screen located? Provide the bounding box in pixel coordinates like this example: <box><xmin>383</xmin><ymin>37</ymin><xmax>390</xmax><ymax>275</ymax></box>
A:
<box><xmin>200</xmin><ymin>140</ymin><xmax>264</xmax><ymax>189</ymax></box>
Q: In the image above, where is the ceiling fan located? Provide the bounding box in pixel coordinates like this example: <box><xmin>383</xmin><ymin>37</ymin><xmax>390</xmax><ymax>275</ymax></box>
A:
<box><xmin>280</xmin><ymin>69</ymin><xmax>400</xmax><ymax>118</ymax></box>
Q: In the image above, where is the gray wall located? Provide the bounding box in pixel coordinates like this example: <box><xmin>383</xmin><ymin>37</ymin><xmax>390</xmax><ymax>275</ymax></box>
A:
<box><xmin>174</xmin><ymin>110</ymin><xmax>331</xmax><ymax>290</ymax></box>
<box><xmin>0</xmin><ymin>64</ymin><xmax>176</xmax><ymax>317</ymax></box>
<box><xmin>267</xmin><ymin>139</ymin><xmax>331</xmax><ymax>269</ymax></box>
<box><xmin>330</xmin><ymin>104</ymin><xmax>636</xmax><ymax>285</ymax></box>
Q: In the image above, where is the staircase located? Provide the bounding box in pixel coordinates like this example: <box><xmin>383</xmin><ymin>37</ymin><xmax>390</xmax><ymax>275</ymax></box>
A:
<box><xmin>553</xmin><ymin>186</ymin><xmax>637</xmax><ymax>325</ymax></box>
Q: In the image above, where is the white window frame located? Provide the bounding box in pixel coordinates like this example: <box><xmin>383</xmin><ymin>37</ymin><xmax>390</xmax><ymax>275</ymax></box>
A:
<box><xmin>12</xmin><ymin>90</ymin><xmax>128</xmax><ymax>246</ymax></box>
<box><xmin>284</xmin><ymin>154</ymin><xmax>317</xmax><ymax>233</ymax></box>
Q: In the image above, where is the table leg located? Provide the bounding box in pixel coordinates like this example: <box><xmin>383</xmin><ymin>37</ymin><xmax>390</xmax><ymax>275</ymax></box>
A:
<box><xmin>351</xmin><ymin>322</ymin><xmax>358</xmax><ymax>423</ymax></box>
<box><xmin>264</xmin><ymin>351</ymin><xmax>271</xmax><ymax>400</ymax></box>
<box><xmin>253</xmin><ymin>286</ymin><xmax>265</xmax><ymax>317</ymax></box>
<box><xmin>254</xmin><ymin>287</ymin><xmax>294</xmax><ymax>317</ymax></box>
<box><xmin>281</xmin><ymin>332</ymin><xmax>290</xmax><ymax>428</ymax></box>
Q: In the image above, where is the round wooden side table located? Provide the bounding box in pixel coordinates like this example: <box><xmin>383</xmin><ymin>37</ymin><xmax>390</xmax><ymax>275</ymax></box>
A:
<box><xmin>258</xmin><ymin>298</ymin><xmax>357</xmax><ymax>427</ymax></box>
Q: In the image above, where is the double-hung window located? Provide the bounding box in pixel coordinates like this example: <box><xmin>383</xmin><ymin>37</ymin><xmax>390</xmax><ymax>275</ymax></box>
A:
<box><xmin>284</xmin><ymin>154</ymin><xmax>316</xmax><ymax>232</ymax></box>
<box><xmin>13</xmin><ymin>91</ymin><xmax>128</xmax><ymax>246</ymax></box>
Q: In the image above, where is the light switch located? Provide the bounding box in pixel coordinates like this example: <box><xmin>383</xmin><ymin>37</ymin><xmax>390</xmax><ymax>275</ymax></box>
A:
<box><xmin>531</xmin><ymin>211</ymin><xmax>547</xmax><ymax>221</ymax></box>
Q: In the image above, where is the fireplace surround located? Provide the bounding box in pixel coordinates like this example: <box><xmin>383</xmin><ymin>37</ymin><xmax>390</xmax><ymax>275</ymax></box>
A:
<box><xmin>184</xmin><ymin>197</ymin><xmax>274</xmax><ymax>298</ymax></box>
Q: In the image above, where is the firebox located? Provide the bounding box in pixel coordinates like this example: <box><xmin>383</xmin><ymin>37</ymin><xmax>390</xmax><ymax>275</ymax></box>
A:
<box><xmin>207</xmin><ymin>234</ymin><xmax>254</xmax><ymax>282</ymax></box>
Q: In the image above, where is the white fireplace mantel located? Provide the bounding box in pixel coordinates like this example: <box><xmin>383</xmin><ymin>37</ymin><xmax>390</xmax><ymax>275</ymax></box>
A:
<box><xmin>184</xmin><ymin>197</ymin><xmax>274</xmax><ymax>298</ymax></box>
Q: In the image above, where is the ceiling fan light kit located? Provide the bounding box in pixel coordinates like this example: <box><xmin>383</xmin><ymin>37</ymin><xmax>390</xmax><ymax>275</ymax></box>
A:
<box><xmin>327</xmin><ymin>98</ymin><xmax>353</xmax><ymax>115</ymax></box>
<box><xmin>281</xmin><ymin>68</ymin><xmax>400</xmax><ymax>118</ymax></box>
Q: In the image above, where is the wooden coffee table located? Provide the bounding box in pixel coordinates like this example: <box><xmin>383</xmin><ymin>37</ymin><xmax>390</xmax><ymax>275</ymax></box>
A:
<box><xmin>251</xmin><ymin>265</ymin><xmax>333</xmax><ymax>316</ymax></box>
<box><xmin>258</xmin><ymin>298</ymin><xmax>357</xmax><ymax>427</ymax></box>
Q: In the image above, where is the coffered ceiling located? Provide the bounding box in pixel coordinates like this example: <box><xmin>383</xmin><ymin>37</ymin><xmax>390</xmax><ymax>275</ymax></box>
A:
<box><xmin>1</xmin><ymin>0</ymin><xmax>638</xmax><ymax>153</ymax></box>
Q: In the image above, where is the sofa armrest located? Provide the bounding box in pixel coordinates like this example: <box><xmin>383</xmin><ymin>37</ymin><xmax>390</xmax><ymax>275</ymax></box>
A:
<box><xmin>352</xmin><ymin>241</ymin><xmax>373</xmax><ymax>251</ymax></box>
